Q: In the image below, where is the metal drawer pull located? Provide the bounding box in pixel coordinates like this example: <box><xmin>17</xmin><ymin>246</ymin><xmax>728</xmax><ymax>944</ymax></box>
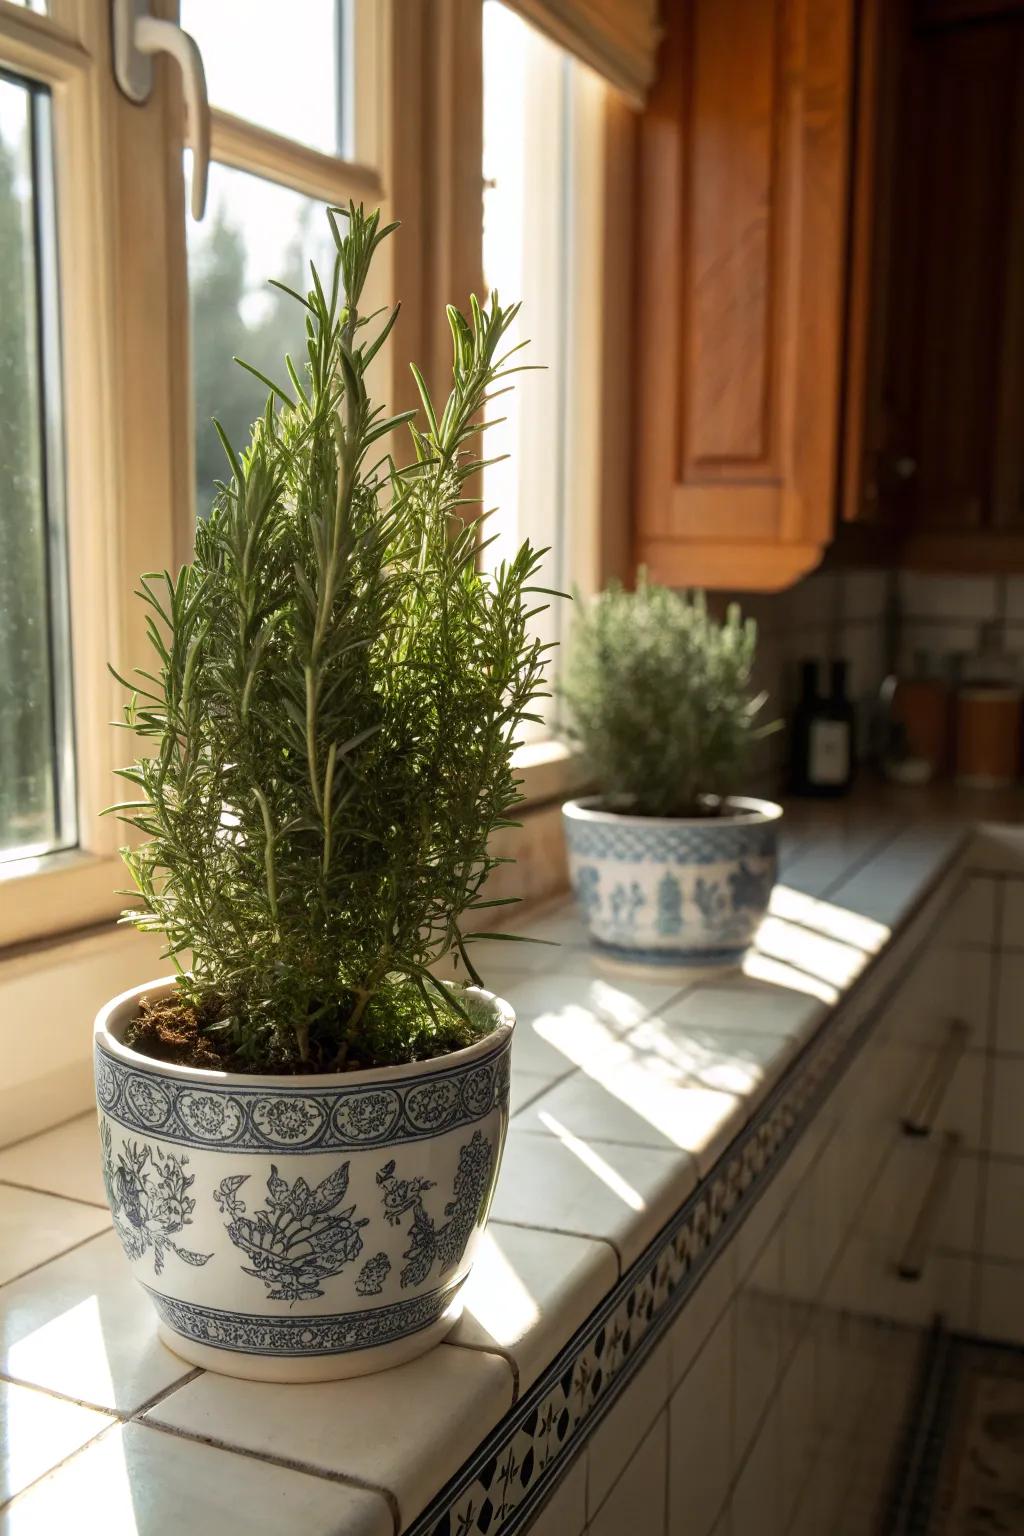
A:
<box><xmin>896</xmin><ymin>1131</ymin><xmax>962</xmax><ymax>1282</ymax></box>
<box><xmin>901</xmin><ymin>1019</ymin><xmax>971</xmax><ymax>1137</ymax></box>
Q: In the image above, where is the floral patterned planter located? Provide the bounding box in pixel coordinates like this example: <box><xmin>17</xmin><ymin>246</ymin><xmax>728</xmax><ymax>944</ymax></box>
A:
<box><xmin>94</xmin><ymin>979</ymin><xmax>514</xmax><ymax>1383</ymax></box>
<box><xmin>562</xmin><ymin>796</ymin><xmax>782</xmax><ymax>966</ymax></box>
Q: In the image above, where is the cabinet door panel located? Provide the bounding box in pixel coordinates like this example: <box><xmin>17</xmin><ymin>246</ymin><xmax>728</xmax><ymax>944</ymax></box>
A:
<box><xmin>635</xmin><ymin>0</ymin><xmax>855</xmax><ymax>590</ymax></box>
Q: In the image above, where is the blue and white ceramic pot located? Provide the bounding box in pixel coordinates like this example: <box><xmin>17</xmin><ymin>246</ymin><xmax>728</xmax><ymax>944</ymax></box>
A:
<box><xmin>93</xmin><ymin>979</ymin><xmax>513</xmax><ymax>1383</ymax></box>
<box><xmin>562</xmin><ymin>796</ymin><xmax>782</xmax><ymax>966</ymax></box>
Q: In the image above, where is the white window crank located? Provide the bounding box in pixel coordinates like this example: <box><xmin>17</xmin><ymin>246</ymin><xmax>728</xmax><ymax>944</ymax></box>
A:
<box><xmin>111</xmin><ymin>0</ymin><xmax>210</xmax><ymax>220</ymax></box>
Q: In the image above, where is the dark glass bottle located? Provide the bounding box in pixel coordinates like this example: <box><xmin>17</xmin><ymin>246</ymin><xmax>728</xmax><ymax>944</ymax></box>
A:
<box><xmin>791</xmin><ymin>658</ymin><xmax>854</xmax><ymax>797</ymax></box>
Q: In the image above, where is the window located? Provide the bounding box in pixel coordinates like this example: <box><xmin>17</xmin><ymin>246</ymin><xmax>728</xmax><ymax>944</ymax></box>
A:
<box><xmin>0</xmin><ymin>73</ymin><xmax>73</xmax><ymax>863</ymax></box>
<box><xmin>481</xmin><ymin>1</ymin><xmax>609</xmax><ymax>739</ymax></box>
<box><xmin>0</xmin><ymin>0</ymin><xmax>617</xmax><ymax>949</ymax></box>
<box><xmin>179</xmin><ymin>0</ymin><xmax>374</xmax><ymax>519</ymax></box>
<box><xmin>0</xmin><ymin>0</ymin><xmax>388</xmax><ymax>947</ymax></box>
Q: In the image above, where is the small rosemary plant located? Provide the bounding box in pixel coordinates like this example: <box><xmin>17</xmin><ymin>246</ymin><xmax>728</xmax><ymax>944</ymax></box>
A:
<box><xmin>111</xmin><ymin>206</ymin><xmax>553</xmax><ymax>1073</ymax></box>
<box><xmin>560</xmin><ymin>578</ymin><xmax>775</xmax><ymax>819</ymax></box>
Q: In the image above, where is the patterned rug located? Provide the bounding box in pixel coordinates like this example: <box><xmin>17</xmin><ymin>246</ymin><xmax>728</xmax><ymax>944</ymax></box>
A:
<box><xmin>893</xmin><ymin>1334</ymin><xmax>1024</xmax><ymax>1535</ymax></box>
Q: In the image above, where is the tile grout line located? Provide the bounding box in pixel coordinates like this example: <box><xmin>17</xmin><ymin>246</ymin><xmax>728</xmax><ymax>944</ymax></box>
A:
<box><xmin>486</xmin><ymin>1219</ymin><xmax>624</xmax><ymax>1278</ymax></box>
<box><xmin>583</xmin><ymin>1395</ymin><xmax>667</xmax><ymax>1529</ymax></box>
<box><xmin>136</xmin><ymin>1417</ymin><xmax>403</xmax><ymax>1534</ymax></box>
<box><xmin>0</xmin><ymin>1367</ymin><xmax>129</xmax><ymax>1418</ymax></box>
<box><xmin>444</xmin><ymin>1335</ymin><xmax>520</xmax><ymax>1403</ymax></box>
<box><xmin>0</xmin><ymin>1108</ymin><xmax>93</xmax><ymax>1158</ymax></box>
<box><xmin>129</xmin><ymin>1366</ymin><xmax>205</xmax><ymax>1420</ymax></box>
<box><xmin>0</xmin><ymin>1175</ymin><xmax>108</xmax><ymax>1211</ymax></box>
<box><xmin>0</xmin><ymin>1224</ymin><xmax>111</xmax><ymax>1292</ymax></box>
<box><xmin>0</xmin><ymin>1418</ymin><xmax>123</xmax><ymax>1515</ymax></box>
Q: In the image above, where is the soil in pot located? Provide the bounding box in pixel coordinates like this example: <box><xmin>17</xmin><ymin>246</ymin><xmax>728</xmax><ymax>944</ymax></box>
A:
<box><xmin>124</xmin><ymin>984</ymin><xmax>495</xmax><ymax>1076</ymax></box>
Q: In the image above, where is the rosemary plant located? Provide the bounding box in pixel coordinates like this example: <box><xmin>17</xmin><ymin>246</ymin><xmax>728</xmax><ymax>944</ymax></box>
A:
<box><xmin>560</xmin><ymin>578</ymin><xmax>775</xmax><ymax>819</ymax></box>
<box><xmin>111</xmin><ymin>205</ymin><xmax>553</xmax><ymax>1072</ymax></box>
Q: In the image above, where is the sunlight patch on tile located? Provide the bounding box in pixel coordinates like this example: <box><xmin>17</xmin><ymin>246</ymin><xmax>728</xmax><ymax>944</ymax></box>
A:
<box><xmin>741</xmin><ymin>952</ymin><xmax>840</xmax><ymax>1005</ymax></box>
<box><xmin>461</xmin><ymin>1229</ymin><xmax>540</xmax><ymax>1344</ymax></box>
<box><xmin>769</xmin><ymin>884</ymin><xmax>890</xmax><ymax>956</ymax></box>
<box><xmin>1</xmin><ymin>1380</ymin><xmax>113</xmax><ymax>1505</ymax></box>
<box><xmin>531</xmin><ymin>1005</ymin><xmax>629</xmax><ymax>1069</ymax></box>
<box><xmin>7</xmin><ymin>1295</ymin><xmax>117</xmax><ymax>1409</ymax></box>
<box><xmin>536</xmin><ymin>1113</ymin><xmax>646</xmax><ymax>1211</ymax></box>
<box><xmin>754</xmin><ymin>915</ymin><xmax>868</xmax><ymax>990</ymax></box>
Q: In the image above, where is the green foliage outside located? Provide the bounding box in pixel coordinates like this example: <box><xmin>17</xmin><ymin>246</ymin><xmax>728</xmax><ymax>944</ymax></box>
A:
<box><xmin>191</xmin><ymin>205</ymin><xmax>325</xmax><ymax>517</ymax></box>
<box><xmin>559</xmin><ymin>578</ymin><xmax>777</xmax><ymax>819</ymax></box>
<box><xmin>112</xmin><ymin>205</ymin><xmax>554</xmax><ymax>1073</ymax></box>
<box><xmin>0</xmin><ymin>118</ymin><xmax>58</xmax><ymax>858</ymax></box>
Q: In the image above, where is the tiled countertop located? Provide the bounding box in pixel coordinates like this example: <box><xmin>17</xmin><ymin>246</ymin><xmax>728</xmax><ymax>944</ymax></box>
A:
<box><xmin>0</xmin><ymin>786</ymin><xmax>1013</xmax><ymax>1534</ymax></box>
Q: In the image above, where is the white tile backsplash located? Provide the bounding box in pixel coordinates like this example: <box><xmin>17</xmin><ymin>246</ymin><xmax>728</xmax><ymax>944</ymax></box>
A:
<box><xmin>590</xmin><ymin>1411</ymin><xmax>668</xmax><ymax>1536</ymax></box>
<box><xmin>898</xmin><ymin>573</ymin><xmax>999</xmax><ymax>621</ymax></box>
<box><xmin>1000</xmin><ymin>880</ymin><xmax>1024</xmax><ymax>952</ymax></box>
<box><xmin>526</xmin><ymin>1454</ymin><xmax>587</xmax><ymax>1536</ymax></box>
<box><xmin>586</xmin><ymin>1345</ymin><xmax>669</xmax><ymax>1516</ymax></box>
<box><xmin>976</xmin><ymin>1259</ymin><xmax>1024</xmax><ymax>1343</ymax></box>
<box><xmin>667</xmin><ymin>1308</ymin><xmax>734</xmax><ymax>1536</ymax></box>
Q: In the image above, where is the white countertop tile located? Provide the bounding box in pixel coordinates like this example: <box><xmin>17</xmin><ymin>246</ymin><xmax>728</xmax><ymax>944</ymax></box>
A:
<box><xmin>660</xmin><ymin>979</ymin><xmax>827</xmax><ymax>1041</ymax></box>
<box><xmin>0</xmin><ymin>793</ymin><xmax>981</xmax><ymax>1532</ymax></box>
<box><xmin>0</xmin><ymin>1115</ymin><xmax>106</xmax><ymax>1208</ymax></box>
<box><xmin>144</xmin><ymin>1342</ymin><xmax>513</xmax><ymax>1531</ymax></box>
<box><xmin>0</xmin><ymin>1230</ymin><xmax>194</xmax><ymax>1413</ymax></box>
<box><xmin>0</xmin><ymin>1421</ymin><xmax>392</xmax><ymax>1536</ymax></box>
<box><xmin>508</xmin><ymin>1068</ymin><xmax>560</xmax><ymax>1116</ymax></box>
<box><xmin>512</xmin><ymin>1051</ymin><xmax>747</xmax><ymax>1179</ymax></box>
<box><xmin>496</xmin><ymin>969</ymin><xmax>687</xmax><ymax>1031</ymax></box>
<box><xmin>489</xmin><ymin>1128</ymin><xmax>696</xmax><ymax>1268</ymax></box>
<box><xmin>0</xmin><ymin>1379</ymin><xmax>112</xmax><ymax>1504</ymax></box>
<box><xmin>451</xmin><ymin>1221</ymin><xmax>618</xmax><ymax>1393</ymax></box>
<box><xmin>0</xmin><ymin>1186</ymin><xmax>110</xmax><ymax>1287</ymax></box>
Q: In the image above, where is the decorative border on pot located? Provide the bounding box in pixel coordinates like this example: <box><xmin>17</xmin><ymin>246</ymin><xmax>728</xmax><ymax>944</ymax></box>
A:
<box><xmin>402</xmin><ymin>957</ymin><xmax>898</xmax><ymax>1536</ymax></box>
<box><xmin>144</xmin><ymin>1279</ymin><xmax>462</xmax><ymax>1358</ymax></box>
<box><xmin>94</xmin><ymin>1039</ymin><xmax>511</xmax><ymax>1154</ymax></box>
<box><xmin>563</xmin><ymin>820</ymin><xmax>777</xmax><ymax>865</ymax></box>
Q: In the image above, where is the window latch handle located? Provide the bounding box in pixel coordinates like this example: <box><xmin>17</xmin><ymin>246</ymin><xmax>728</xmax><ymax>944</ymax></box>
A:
<box><xmin>111</xmin><ymin>0</ymin><xmax>210</xmax><ymax>220</ymax></box>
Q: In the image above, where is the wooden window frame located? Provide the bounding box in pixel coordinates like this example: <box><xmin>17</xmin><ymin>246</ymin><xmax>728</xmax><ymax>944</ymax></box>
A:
<box><xmin>0</xmin><ymin>0</ymin><xmax>393</xmax><ymax>950</ymax></box>
<box><xmin>0</xmin><ymin>0</ymin><xmax>630</xmax><ymax>949</ymax></box>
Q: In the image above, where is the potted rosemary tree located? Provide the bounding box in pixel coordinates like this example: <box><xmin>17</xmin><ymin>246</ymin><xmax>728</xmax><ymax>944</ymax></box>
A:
<box><xmin>560</xmin><ymin>580</ymin><xmax>780</xmax><ymax>966</ymax></box>
<box><xmin>94</xmin><ymin>207</ymin><xmax>551</xmax><ymax>1382</ymax></box>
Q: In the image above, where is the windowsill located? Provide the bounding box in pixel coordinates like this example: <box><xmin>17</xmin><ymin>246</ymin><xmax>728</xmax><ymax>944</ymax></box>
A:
<box><xmin>513</xmin><ymin>738</ymin><xmax>588</xmax><ymax>809</ymax></box>
<box><xmin>0</xmin><ymin>848</ymin><xmax>124</xmax><ymax>956</ymax></box>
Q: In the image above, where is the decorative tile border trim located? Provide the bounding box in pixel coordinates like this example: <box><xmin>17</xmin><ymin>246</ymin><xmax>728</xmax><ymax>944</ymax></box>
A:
<box><xmin>145</xmin><ymin>1279</ymin><xmax>462</xmax><ymax>1358</ymax></box>
<box><xmin>404</xmin><ymin>906</ymin><xmax>949</xmax><ymax>1536</ymax></box>
<box><xmin>94</xmin><ymin>1040</ymin><xmax>511</xmax><ymax>1155</ymax></box>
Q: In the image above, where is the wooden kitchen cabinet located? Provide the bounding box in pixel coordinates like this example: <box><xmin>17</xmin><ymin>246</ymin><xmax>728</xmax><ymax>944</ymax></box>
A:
<box><xmin>845</xmin><ymin>0</ymin><xmax>1024</xmax><ymax>567</ymax></box>
<box><xmin>634</xmin><ymin>0</ymin><xmax>857</xmax><ymax>591</ymax></box>
<box><xmin>635</xmin><ymin>0</ymin><xmax>1024</xmax><ymax>587</ymax></box>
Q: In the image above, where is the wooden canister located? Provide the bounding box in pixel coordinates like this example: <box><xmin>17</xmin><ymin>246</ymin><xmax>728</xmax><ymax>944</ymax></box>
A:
<box><xmin>954</xmin><ymin>686</ymin><xmax>1023</xmax><ymax>788</ymax></box>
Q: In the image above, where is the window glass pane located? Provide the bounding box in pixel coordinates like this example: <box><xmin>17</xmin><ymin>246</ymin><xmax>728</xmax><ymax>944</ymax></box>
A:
<box><xmin>180</xmin><ymin>0</ymin><xmax>352</xmax><ymax>157</ymax></box>
<box><xmin>0</xmin><ymin>75</ymin><xmax>74</xmax><ymax>863</ymax></box>
<box><xmin>483</xmin><ymin>3</ymin><xmax>572</xmax><ymax>736</ymax></box>
<box><xmin>188</xmin><ymin>162</ymin><xmax>336</xmax><ymax>515</ymax></box>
